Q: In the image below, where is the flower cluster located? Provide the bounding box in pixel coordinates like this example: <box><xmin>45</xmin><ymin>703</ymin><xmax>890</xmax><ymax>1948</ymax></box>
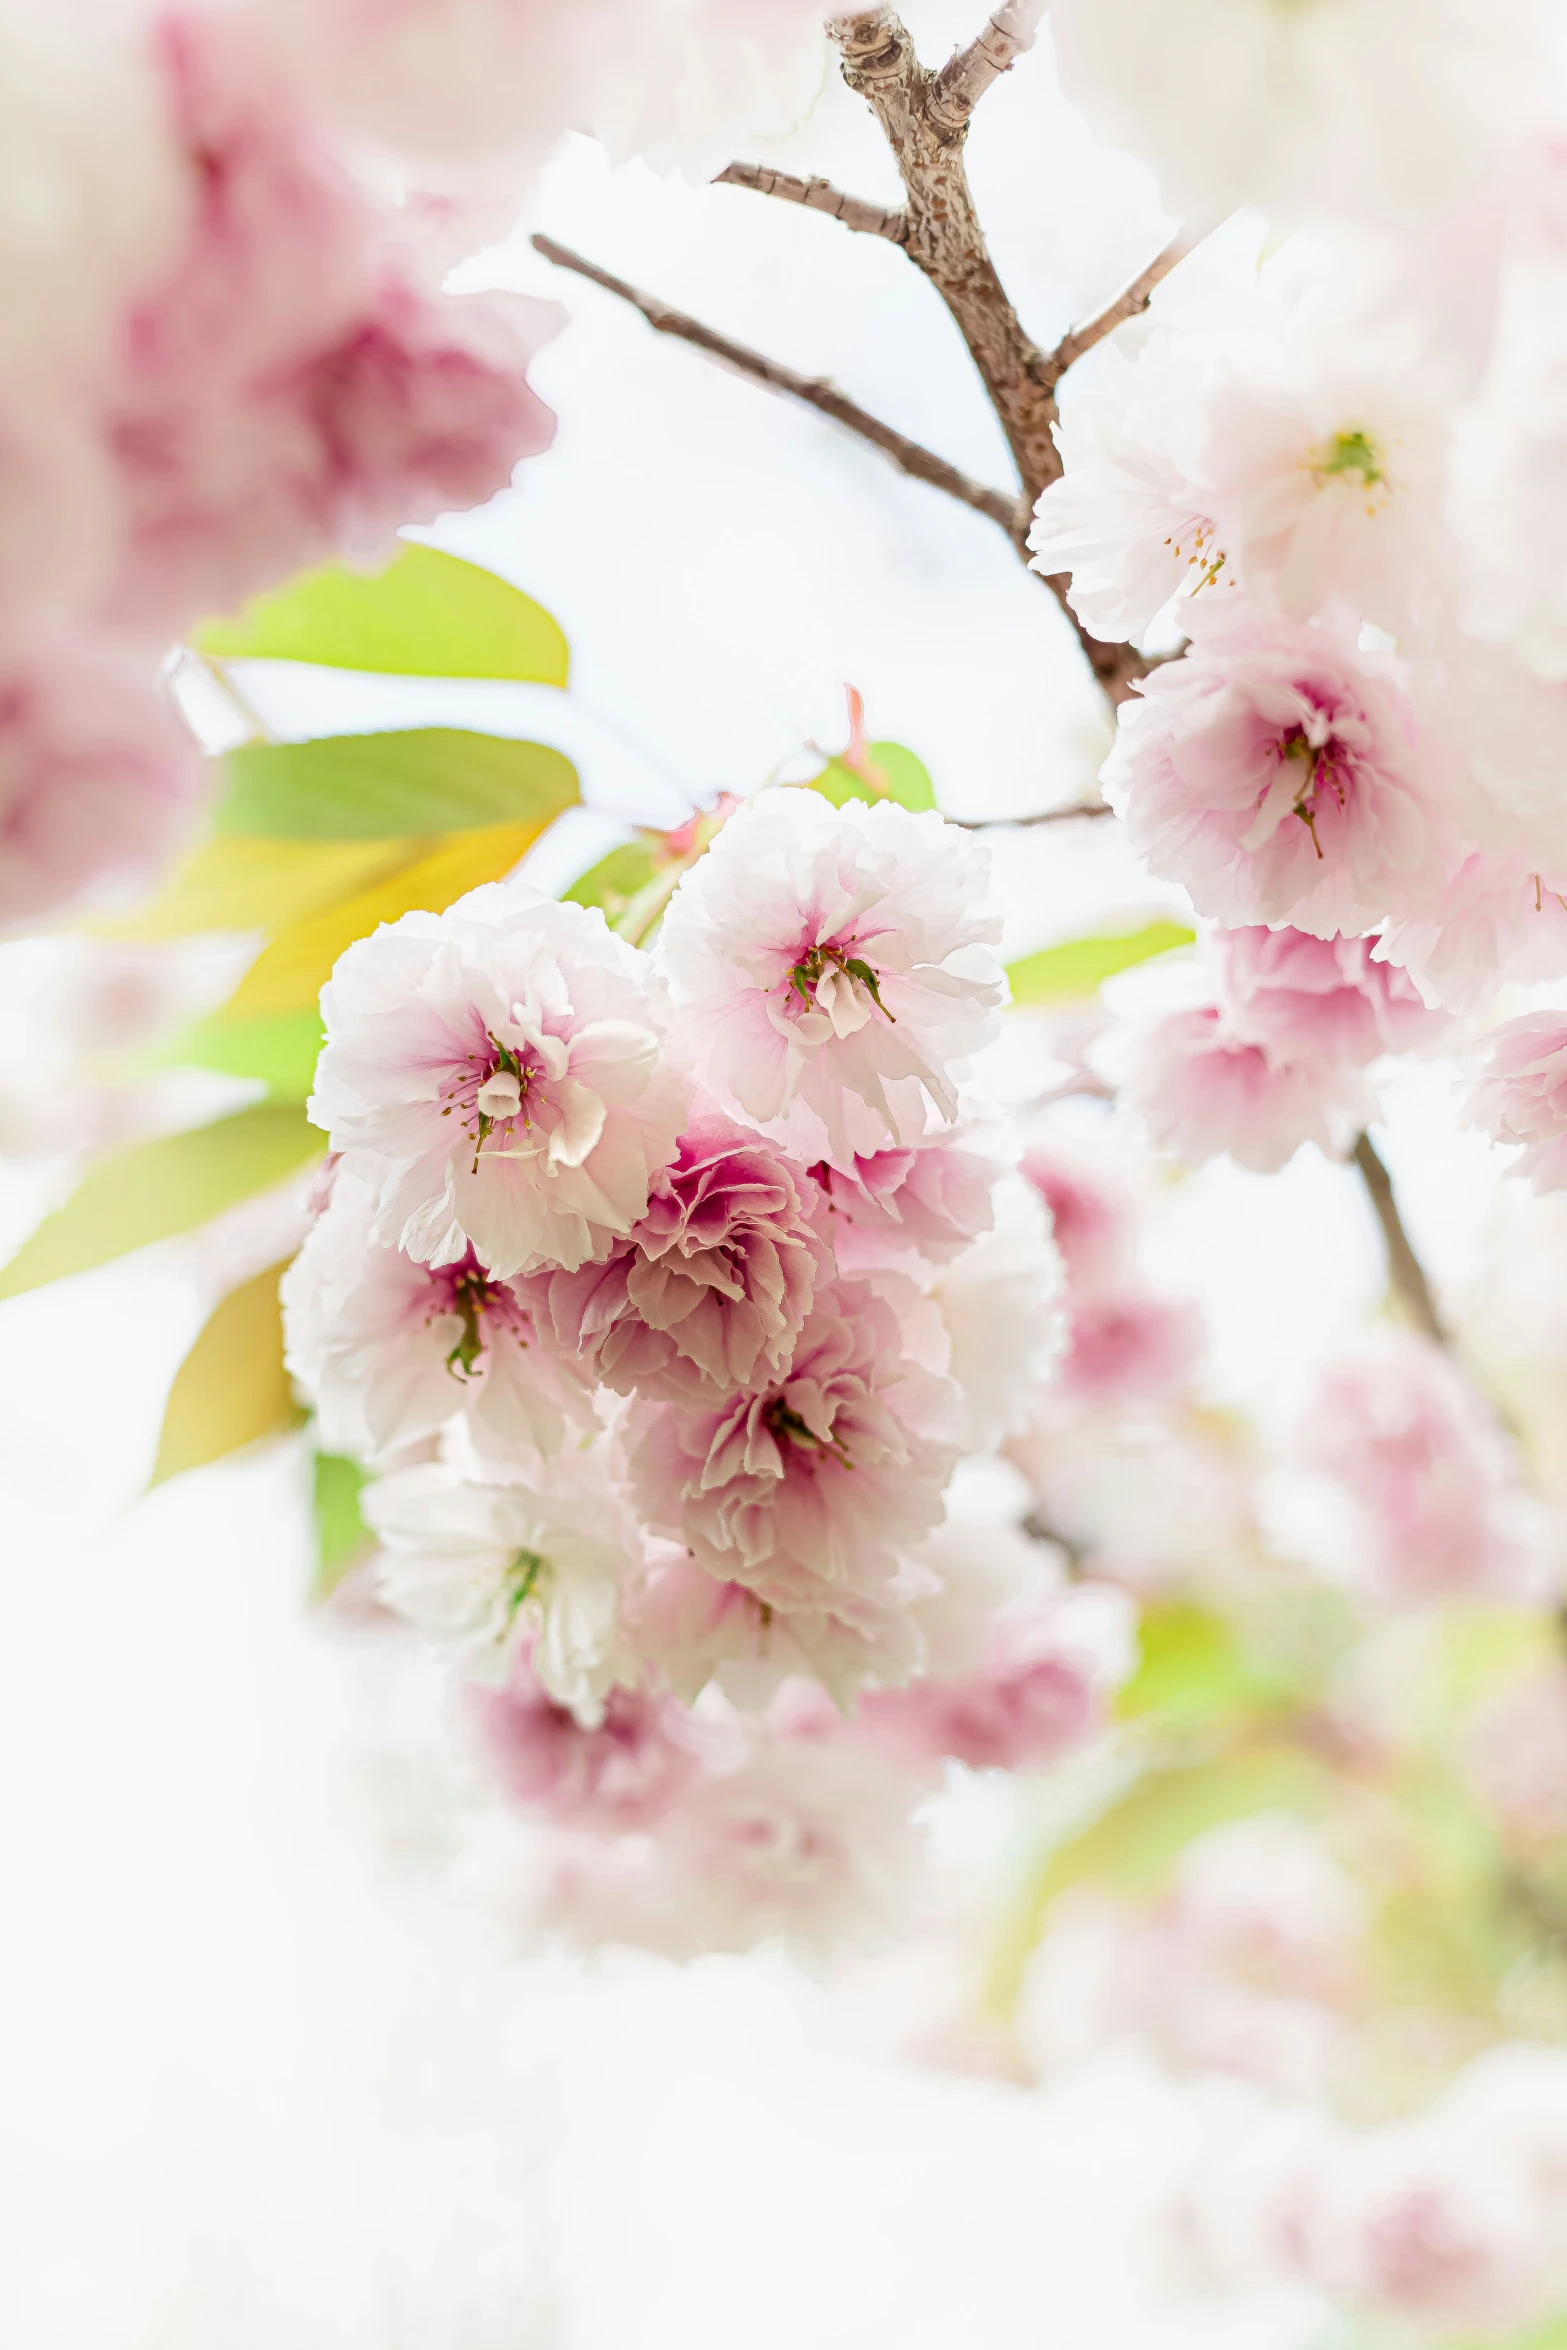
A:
<box><xmin>288</xmin><ymin>789</ymin><xmax>1111</xmax><ymax>1954</ymax></box>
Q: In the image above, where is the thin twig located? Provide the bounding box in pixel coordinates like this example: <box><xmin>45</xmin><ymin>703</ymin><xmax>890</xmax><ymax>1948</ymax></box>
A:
<box><xmin>928</xmin><ymin>0</ymin><xmax>1048</xmax><ymax>132</ymax></box>
<box><xmin>950</xmin><ymin>800</ymin><xmax>1115</xmax><ymax>829</ymax></box>
<box><xmin>1042</xmin><ymin>234</ymin><xmax>1191</xmax><ymax>388</ymax></box>
<box><xmin>1352</xmin><ymin>1131</ymin><xmax>1448</xmax><ymax>1347</ymax></box>
<box><xmin>530</xmin><ymin>233</ymin><xmax>1022</xmax><ymax>538</ymax></box>
<box><xmin>713</xmin><ymin>163</ymin><xmax>907</xmax><ymax>244</ymax></box>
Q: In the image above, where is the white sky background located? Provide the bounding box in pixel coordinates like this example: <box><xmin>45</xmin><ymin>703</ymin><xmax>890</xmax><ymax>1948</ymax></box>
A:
<box><xmin>0</xmin><ymin>9</ymin><xmax>1518</xmax><ymax>2342</ymax></box>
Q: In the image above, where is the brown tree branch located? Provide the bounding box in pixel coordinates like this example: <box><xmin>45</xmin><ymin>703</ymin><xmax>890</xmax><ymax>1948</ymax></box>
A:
<box><xmin>530</xmin><ymin>234</ymin><xmax>1022</xmax><ymax>538</ymax></box>
<box><xmin>713</xmin><ymin>163</ymin><xmax>907</xmax><ymax>244</ymax></box>
<box><xmin>929</xmin><ymin>0</ymin><xmax>1048</xmax><ymax>133</ymax></box>
<box><xmin>1352</xmin><ymin>1131</ymin><xmax>1449</xmax><ymax>1348</ymax></box>
<box><xmin>827</xmin><ymin>8</ymin><xmax>1060</xmax><ymax>504</ymax></box>
<box><xmin>950</xmin><ymin>799</ymin><xmax>1115</xmax><ymax>829</ymax></box>
<box><xmin>1042</xmin><ymin>234</ymin><xmax>1191</xmax><ymax>388</ymax></box>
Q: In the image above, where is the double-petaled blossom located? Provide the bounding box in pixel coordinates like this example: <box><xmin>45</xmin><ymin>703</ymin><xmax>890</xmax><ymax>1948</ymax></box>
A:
<box><xmin>624</xmin><ymin>1276</ymin><xmax>959</xmax><ymax>1631</ymax></box>
<box><xmin>363</xmin><ymin>1451</ymin><xmax>637</xmax><ymax>1721</ymax></box>
<box><xmin>655</xmin><ymin>789</ymin><xmax>1005</xmax><ymax>1166</ymax></box>
<box><xmin>0</xmin><ymin>635</ymin><xmax>204</xmax><ymax>929</ymax></box>
<box><xmin>1212</xmin><ymin>926</ymin><xmax>1446</xmax><ymax>1066</ymax></box>
<box><xmin>281</xmin><ymin>1170</ymin><xmax>595</xmax><ymax>1465</ymax></box>
<box><xmin>1379</xmin><ymin>849</ymin><xmax>1567</xmax><ymax>1012</ymax></box>
<box><xmin>1123</xmin><ymin>1002</ymin><xmax>1371</xmax><ymax>1173</ymax></box>
<box><xmin>462</xmin><ymin>1642</ymin><xmax>707</xmax><ymax>1832</ymax></box>
<box><xmin>925</xmin><ymin>1175</ymin><xmax>1067</xmax><ymax>1450</ymax></box>
<box><xmin>104</xmin><ymin>9</ymin><xmax>559</xmax><ymax>635</ymax></box>
<box><xmin>1464</xmin><ymin>1013</ymin><xmax>1567</xmax><ymax>1192</ymax></box>
<box><xmin>518</xmin><ymin>1114</ymin><xmax>829</xmax><ymax>1404</ymax></box>
<box><xmin>1286</xmin><ymin>1328</ymin><xmax>1562</xmax><ymax>1607</ymax></box>
<box><xmin>858</xmin><ymin>1519</ymin><xmax>1134</xmax><ymax>1772</ymax></box>
<box><xmin>1104</xmin><ymin>600</ymin><xmax>1451</xmax><ymax>939</ymax></box>
<box><xmin>619</xmin><ymin>1543</ymin><xmax>927</xmax><ymax>1714</ymax></box>
<box><xmin>309</xmin><ymin>882</ymin><xmax>687</xmax><ymax>1279</ymax></box>
<box><xmin>808</xmin><ymin>1129</ymin><xmax>998</xmax><ymax>1273</ymax></box>
<box><xmin>1048</xmin><ymin>0</ymin><xmax>1543</xmax><ymax>228</ymax></box>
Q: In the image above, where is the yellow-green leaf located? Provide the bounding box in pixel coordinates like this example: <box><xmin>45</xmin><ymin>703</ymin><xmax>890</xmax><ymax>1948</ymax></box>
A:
<box><xmin>565</xmin><ymin>840</ymin><xmax>658</xmax><ymax>915</ymax></box>
<box><xmin>807</xmin><ymin>740</ymin><xmax>937</xmax><ymax>814</ymax></box>
<box><xmin>1006</xmin><ymin>919</ymin><xmax>1194</xmax><ymax>1007</ymax></box>
<box><xmin>160</xmin><ymin>1010</ymin><xmax>324</xmax><ymax>1101</ymax></box>
<box><xmin>312</xmin><ymin>1450</ymin><xmax>373</xmax><ymax>1599</ymax></box>
<box><xmin>151</xmin><ymin>1261</ymin><xmax>301</xmax><ymax>1485</ymax></box>
<box><xmin>92</xmin><ymin>835</ymin><xmax>423</xmax><ymax>942</ymax></box>
<box><xmin>0</xmin><ymin>1106</ymin><xmax>323</xmax><ymax>1301</ymax></box>
<box><xmin>216</xmin><ymin>729</ymin><xmax>579</xmax><ymax>840</ymax></box>
<box><xmin>1117</xmin><ymin>1600</ymin><xmax>1297</xmax><ymax>1728</ymax></box>
<box><xmin>192</xmin><ymin>546</ymin><xmax>569</xmax><ymax>685</ymax></box>
<box><xmin>224</xmin><ymin>821</ymin><xmax>548</xmax><ymax>1017</ymax></box>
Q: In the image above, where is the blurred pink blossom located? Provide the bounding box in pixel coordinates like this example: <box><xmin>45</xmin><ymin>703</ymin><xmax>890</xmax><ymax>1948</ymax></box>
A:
<box><xmin>1464</xmin><ymin>1012</ymin><xmax>1567</xmax><ymax>1191</ymax></box>
<box><xmin>1122</xmin><ymin>1001</ymin><xmax>1368</xmax><ymax>1172</ymax></box>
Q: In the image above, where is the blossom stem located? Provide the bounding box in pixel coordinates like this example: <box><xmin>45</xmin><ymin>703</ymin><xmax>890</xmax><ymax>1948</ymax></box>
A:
<box><xmin>1351</xmin><ymin>1131</ymin><xmax>1448</xmax><ymax>1347</ymax></box>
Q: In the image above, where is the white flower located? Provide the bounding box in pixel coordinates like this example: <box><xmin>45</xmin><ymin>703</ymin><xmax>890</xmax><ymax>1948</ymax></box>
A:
<box><xmin>656</xmin><ymin>789</ymin><xmax>1005</xmax><ymax>1166</ymax></box>
<box><xmin>281</xmin><ymin>1170</ymin><xmax>595</xmax><ymax>1467</ymax></box>
<box><xmin>309</xmin><ymin>881</ymin><xmax>687</xmax><ymax>1279</ymax></box>
<box><xmin>1049</xmin><ymin>0</ymin><xmax>1545</xmax><ymax>229</ymax></box>
<box><xmin>926</xmin><ymin>1174</ymin><xmax>1067</xmax><ymax>1451</ymax></box>
<box><xmin>364</xmin><ymin>1452</ymin><xmax>637</xmax><ymax>1722</ymax></box>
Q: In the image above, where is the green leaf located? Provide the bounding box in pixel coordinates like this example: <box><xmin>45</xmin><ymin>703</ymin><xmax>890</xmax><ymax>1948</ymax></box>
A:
<box><xmin>93</xmin><ymin>835</ymin><xmax>428</xmax><ymax>941</ymax></box>
<box><xmin>192</xmin><ymin>545</ymin><xmax>569</xmax><ymax>685</ymax></box>
<box><xmin>1117</xmin><ymin>1601</ymin><xmax>1296</xmax><ymax>1728</ymax></box>
<box><xmin>160</xmin><ymin>1010</ymin><xmax>324</xmax><ymax>1101</ymax></box>
<box><xmin>807</xmin><ymin>740</ymin><xmax>938</xmax><ymax>813</ymax></box>
<box><xmin>1006</xmin><ymin>919</ymin><xmax>1194</xmax><ymax>1007</ymax></box>
<box><xmin>0</xmin><ymin>1106</ymin><xmax>324</xmax><ymax>1301</ymax></box>
<box><xmin>565</xmin><ymin>840</ymin><xmax>658</xmax><ymax>914</ymax></box>
<box><xmin>225</xmin><ymin>819</ymin><xmax>550</xmax><ymax>1018</ymax></box>
<box><xmin>151</xmin><ymin>1261</ymin><xmax>301</xmax><ymax>1485</ymax></box>
<box><xmin>215</xmin><ymin>729</ymin><xmax>579</xmax><ymax>840</ymax></box>
<box><xmin>312</xmin><ymin>1450</ymin><xmax>374</xmax><ymax>1599</ymax></box>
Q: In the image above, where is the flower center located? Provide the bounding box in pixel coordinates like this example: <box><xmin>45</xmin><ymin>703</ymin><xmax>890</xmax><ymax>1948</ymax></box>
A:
<box><xmin>504</xmin><ymin>1548</ymin><xmax>546</xmax><ymax>1626</ymax></box>
<box><xmin>442</xmin><ymin>1264</ymin><xmax>504</xmax><ymax>1380</ymax></box>
<box><xmin>1314</xmin><ymin>428</ymin><xmax>1386</xmax><ymax>492</ymax></box>
<box><xmin>785</xmin><ymin>941</ymin><xmax>894</xmax><ymax>1024</ymax></box>
<box><xmin>1279</xmin><ymin>726</ymin><xmax>1346</xmax><ymax>861</ymax></box>
<box><xmin>1162</xmin><ymin>516</ymin><xmax>1227</xmax><ymax>591</ymax></box>
<box><xmin>765</xmin><ymin>1396</ymin><xmax>853</xmax><ymax>1467</ymax></box>
<box><xmin>440</xmin><ymin>1037</ymin><xmax>538</xmax><ymax>1172</ymax></box>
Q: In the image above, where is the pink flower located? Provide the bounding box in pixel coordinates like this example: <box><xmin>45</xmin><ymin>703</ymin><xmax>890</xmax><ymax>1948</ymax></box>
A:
<box><xmin>1103</xmin><ymin>601</ymin><xmax>1450</xmax><ymax>938</ymax></box>
<box><xmin>624</xmin><ymin>1277</ymin><xmax>958</xmax><ymax>1623</ymax></box>
<box><xmin>808</xmin><ymin>1130</ymin><xmax>998</xmax><ymax>1270</ymax></box>
<box><xmin>1379</xmin><ymin>850</ymin><xmax>1567</xmax><ymax>1014</ymax></box>
<box><xmin>463</xmin><ymin>1646</ymin><xmax>704</xmax><ymax>1832</ymax></box>
<box><xmin>280</xmin><ymin>1170</ymin><xmax>594</xmax><ymax>1465</ymax></box>
<box><xmin>0</xmin><ymin>634</ymin><xmax>203</xmax><ymax>928</ymax></box>
<box><xmin>309</xmin><ymin>882</ymin><xmax>687</xmax><ymax>1279</ymax></box>
<box><xmin>1465</xmin><ymin>1666</ymin><xmax>1567</xmax><ymax>1842</ymax></box>
<box><xmin>621</xmin><ymin>1543</ymin><xmax>926</xmax><ymax>1712</ymax></box>
<box><xmin>1060</xmin><ymin>1287</ymin><xmax>1205</xmax><ymax>1401</ymax></box>
<box><xmin>859</xmin><ymin>1599</ymin><xmax>1115</xmax><ymax>1772</ymax></box>
<box><xmin>1020</xmin><ymin>1137</ymin><xmax>1139</xmax><ymax>1296</ymax></box>
<box><xmin>1123</xmin><ymin>1002</ymin><xmax>1369</xmax><ymax>1172</ymax></box>
<box><xmin>656</xmin><ymin>789</ymin><xmax>1005</xmax><ymax>1166</ymax></box>
<box><xmin>103</xmin><ymin>10</ymin><xmax>556</xmax><ymax>633</ymax></box>
<box><xmin>1212</xmin><ymin>925</ymin><xmax>1446</xmax><ymax>1066</ymax></box>
<box><xmin>1291</xmin><ymin>1328</ymin><xmax>1559</xmax><ymax>1605</ymax></box>
<box><xmin>520</xmin><ymin>1116</ymin><xmax>829</xmax><ymax>1403</ymax></box>
<box><xmin>1464</xmin><ymin>1013</ymin><xmax>1567</xmax><ymax>1191</ymax></box>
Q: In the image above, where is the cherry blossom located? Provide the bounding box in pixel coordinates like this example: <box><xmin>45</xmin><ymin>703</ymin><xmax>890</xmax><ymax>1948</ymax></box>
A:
<box><xmin>309</xmin><ymin>882</ymin><xmax>687</xmax><ymax>1280</ymax></box>
<box><xmin>655</xmin><ymin>789</ymin><xmax>1005</xmax><ymax>1166</ymax></box>
<box><xmin>1464</xmin><ymin>1012</ymin><xmax>1567</xmax><ymax>1191</ymax></box>
<box><xmin>624</xmin><ymin>1276</ymin><xmax>959</xmax><ymax>1628</ymax></box>
<box><xmin>463</xmin><ymin>1643</ymin><xmax>706</xmax><ymax>1832</ymax></box>
<box><xmin>281</xmin><ymin>1170</ymin><xmax>595</xmax><ymax>1466</ymax></box>
<box><xmin>0</xmin><ymin>634</ymin><xmax>203</xmax><ymax>928</ymax></box>
<box><xmin>364</xmin><ymin>1451</ymin><xmax>638</xmax><ymax>1720</ymax></box>
<box><xmin>519</xmin><ymin>1114</ymin><xmax>830</xmax><ymax>1404</ymax></box>
<box><xmin>1122</xmin><ymin>1002</ymin><xmax>1370</xmax><ymax>1173</ymax></box>
<box><xmin>1104</xmin><ymin>599</ymin><xmax>1452</xmax><ymax>938</ymax></box>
